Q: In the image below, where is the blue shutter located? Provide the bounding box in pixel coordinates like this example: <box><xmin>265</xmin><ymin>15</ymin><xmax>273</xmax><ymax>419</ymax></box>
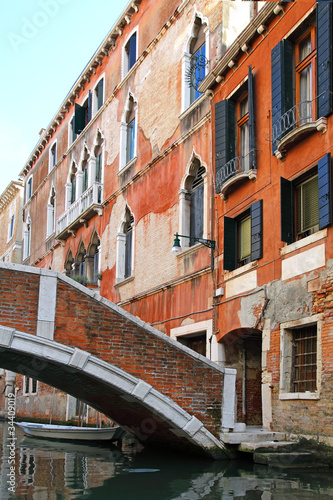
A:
<box><xmin>129</xmin><ymin>33</ymin><xmax>137</xmax><ymax>70</ymax></box>
<box><xmin>318</xmin><ymin>153</ymin><xmax>332</xmax><ymax>229</ymax></box>
<box><xmin>250</xmin><ymin>200</ymin><xmax>263</xmax><ymax>261</ymax></box>
<box><xmin>224</xmin><ymin>217</ymin><xmax>237</xmax><ymax>271</ymax></box>
<box><xmin>248</xmin><ymin>66</ymin><xmax>256</xmax><ymax>170</ymax></box>
<box><xmin>87</xmin><ymin>90</ymin><xmax>92</xmax><ymax>123</ymax></box>
<box><xmin>215</xmin><ymin>99</ymin><xmax>235</xmax><ymax>192</ymax></box>
<box><xmin>317</xmin><ymin>2</ymin><xmax>333</xmax><ymax>118</ymax></box>
<box><xmin>280</xmin><ymin>177</ymin><xmax>294</xmax><ymax>244</ymax></box>
<box><xmin>271</xmin><ymin>39</ymin><xmax>293</xmax><ymax>152</ymax></box>
<box><xmin>97</xmin><ymin>79</ymin><xmax>104</xmax><ymax>110</ymax></box>
<box><xmin>74</xmin><ymin>103</ymin><xmax>85</xmax><ymax>134</ymax></box>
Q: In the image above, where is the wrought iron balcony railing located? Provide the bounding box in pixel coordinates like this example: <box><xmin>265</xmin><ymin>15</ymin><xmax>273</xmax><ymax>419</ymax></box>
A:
<box><xmin>272</xmin><ymin>99</ymin><xmax>313</xmax><ymax>146</ymax></box>
<box><xmin>56</xmin><ymin>182</ymin><xmax>103</xmax><ymax>236</ymax></box>
<box><xmin>215</xmin><ymin>150</ymin><xmax>256</xmax><ymax>192</ymax></box>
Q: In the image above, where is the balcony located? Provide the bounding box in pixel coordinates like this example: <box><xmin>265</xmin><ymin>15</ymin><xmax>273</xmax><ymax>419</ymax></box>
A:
<box><xmin>215</xmin><ymin>150</ymin><xmax>257</xmax><ymax>200</ymax></box>
<box><xmin>271</xmin><ymin>95</ymin><xmax>328</xmax><ymax>160</ymax></box>
<box><xmin>56</xmin><ymin>182</ymin><xmax>103</xmax><ymax>240</ymax></box>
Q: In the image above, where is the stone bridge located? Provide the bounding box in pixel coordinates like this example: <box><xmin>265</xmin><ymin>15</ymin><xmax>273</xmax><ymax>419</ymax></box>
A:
<box><xmin>0</xmin><ymin>263</ymin><xmax>236</xmax><ymax>458</ymax></box>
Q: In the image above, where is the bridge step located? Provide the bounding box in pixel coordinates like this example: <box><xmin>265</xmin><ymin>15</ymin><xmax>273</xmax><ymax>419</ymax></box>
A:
<box><xmin>238</xmin><ymin>440</ymin><xmax>298</xmax><ymax>453</ymax></box>
<box><xmin>253</xmin><ymin>452</ymin><xmax>329</xmax><ymax>469</ymax></box>
<box><xmin>222</xmin><ymin>430</ymin><xmax>287</xmax><ymax>444</ymax></box>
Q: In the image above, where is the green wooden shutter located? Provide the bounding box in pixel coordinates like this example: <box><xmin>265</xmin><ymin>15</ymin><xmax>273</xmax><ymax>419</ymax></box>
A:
<box><xmin>224</xmin><ymin>217</ymin><xmax>237</xmax><ymax>271</ymax></box>
<box><xmin>97</xmin><ymin>79</ymin><xmax>104</xmax><ymax>110</ymax></box>
<box><xmin>271</xmin><ymin>39</ymin><xmax>293</xmax><ymax>152</ymax></box>
<box><xmin>239</xmin><ymin>215</ymin><xmax>251</xmax><ymax>261</ymax></box>
<box><xmin>74</xmin><ymin>104</ymin><xmax>85</xmax><ymax>134</ymax></box>
<box><xmin>281</xmin><ymin>177</ymin><xmax>294</xmax><ymax>244</ymax></box>
<box><xmin>215</xmin><ymin>99</ymin><xmax>235</xmax><ymax>192</ymax></box>
<box><xmin>248</xmin><ymin>66</ymin><xmax>256</xmax><ymax>170</ymax></box>
<box><xmin>318</xmin><ymin>152</ymin><xmax>332</xmax><ymax>229</ymax></box>
<box><xmin>316</xmin><ymin>2</ymin><xmax>333</xmax><ymax>118</ymax></box>
<box><xmin>251</xmin><ymin>200</ymin><xmax>263</xmax><ymax>261</ymax></box>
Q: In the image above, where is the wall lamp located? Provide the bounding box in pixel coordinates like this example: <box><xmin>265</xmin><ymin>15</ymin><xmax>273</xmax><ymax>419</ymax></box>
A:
<box><xmin>171</xmin><ymin>233</ymin><xmax>216</xmax><ymax>253</ymax></box>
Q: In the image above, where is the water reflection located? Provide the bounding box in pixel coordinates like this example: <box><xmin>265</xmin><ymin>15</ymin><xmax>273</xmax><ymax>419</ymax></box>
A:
<box><xmin>0</xmin><ymin>422</ymin><xmax>332</xmax><ymax>499</ymax></box>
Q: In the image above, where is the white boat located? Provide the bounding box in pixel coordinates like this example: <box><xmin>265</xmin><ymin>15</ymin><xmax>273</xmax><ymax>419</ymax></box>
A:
<box><xmin>15</xmin><ymin>422</ymin><xmax>124</xmax><ymax>442</ymax></box>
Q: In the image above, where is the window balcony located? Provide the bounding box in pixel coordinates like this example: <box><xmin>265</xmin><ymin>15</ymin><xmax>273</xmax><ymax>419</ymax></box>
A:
<box><xmin>271</xmin><ymin>94</ymin><xmax>328</xmax><ymax>160</ymax></box>
<box><xmin>215</xmin><ymin>150</ymin><xmax>257</xmax><ymax>200</ymax></box>
<box><xmin>56</xmin><ymin>182</ymin><xmax>103</xmax><ymax>240</ymax></box>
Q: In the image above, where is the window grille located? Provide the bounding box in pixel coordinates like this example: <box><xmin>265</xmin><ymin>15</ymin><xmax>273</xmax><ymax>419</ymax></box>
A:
<box><xmin>292</xmin><ymin>326</ymin><xmax>317</xmax><ymax>392</ymax></box>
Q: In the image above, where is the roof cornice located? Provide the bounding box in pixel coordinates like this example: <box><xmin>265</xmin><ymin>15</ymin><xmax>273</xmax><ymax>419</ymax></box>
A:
<box><xmin>198</xmin><ymin>1</ymin><xmax>287</xmax><ymax>93</ymax></box>
<box><xmin>20</xmin><ymin>0</ymin><xmax>143</xmax><ymax>178</ymax></box>
<box><xmin>0</xmin><ymin>180</ymin><xmax>24</xmax><ymax>213</ymax></box>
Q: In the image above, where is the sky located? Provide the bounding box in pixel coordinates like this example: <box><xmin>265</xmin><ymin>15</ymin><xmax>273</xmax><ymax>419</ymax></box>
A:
<box><xmin>0</xmin><ymin>0</ymin><xmax>129</xmax><ymax>195</ymax></box>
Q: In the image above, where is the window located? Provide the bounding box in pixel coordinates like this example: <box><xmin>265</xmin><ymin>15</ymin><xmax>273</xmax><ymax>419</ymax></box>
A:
<box><xmin>271</xmin><ymin>5</ymin><xmax>333</xmax><ymax>151</ymax></box>
<box><xmin>46</xmin><ymin>186</ymin><xmax>56</xmax><ymax>238</ymax></box>
<box><xmin>73</xmin><ymin>92</ymin><xmax>92</xmax><ymax>136</ymax></box>
<box><xmin>178</xmin><ymin>155</ymin><xmax>207</xmax><ymax>250</ymax></box>
<box><xmin>8</xmin><ymin>214</ymin><xmax>15</xmax><ymax>241</ymax></box>
<box><xmin>189</xmin><ymin>24</ymin><xmax>206</xmax><ymax>104</ymax></box>
<box><xmin>292</xmin><ymin>326</ymin><xmax>317</xmax><ymax>393</ymax></box>
<box><xmin>49</xmin><ymin>141</ymin><xmax>57</xmax><ymax>172</ymax></box>
<box><xmin>190</xmin><ymin>166</ymin><xmax>205</xmax><ymax>246</ymax></box>
<box><xmin>224</xmin><ymin>200</ymin><xmax>263</xmax><ymax>271</ymax></box>
<box><xmin>126</xmin><ymin>117</ymin><xmax>136</xmax><ymax>164</ymax></box>
<box><xmin>124</xmin><ymin>32</ymin><xmax>137</xmax><ymax>76</ymax></box>
<box><xmin>68</xmin><ymin>163</ymin><xmax>77</xmax><ymax>206</ymax></box>
<box><xmin>23</xmin><ymin>214</ymin><xmax>31</xmax><ymax>260</ymax></box>
<box><xmin>86</xmin><ymin>232</ymin><xmax>100</xmax><ymax>284</ymax></box>
<box><xmin>24</xmin><ymin>377</ymin><xmax>37</xmax><ymax>395</ymax></box>
<box><xmin>280</xmin><ymin>153</ymin><xmax>331</xmax><ymax>244</ymax></box>
<box><xmin>280</xmin><ymin>316</ymin><xmax>322</xmax><ymax>398</ymax></box>
<box><xmin>64</xmin><ymin>249</ymin><xmax>74</xmax><ymax>277</ymax></box>
<box><xmin>116</xmin><ymin>207</ymin><xmax>134</xmax><ymax>282</ymax></box>
<box><xmin>215</xmin><ymin>66</ymin><xmax>256</xmax><ymax>193</ymax></box>
<box><xmin>120</xmin><ymin>94</ymin><xmax>137</xmax><ymax>170</ymax></box>
<box><xmin>93</xmin><ymin>78</ymin><xmax>104</xmax><ymax>115</ymax></box>
<box><xmin>178</xmin><ymin>331</ymin><xmax>207</xmax><ymax>356</ymax></box>
<box><xmin>75</xmin><ymin>241</ymin><xmax>86</xmax><ymax>280</ymax></box>
<box><xmin>26</xmin><ymin>176</ymin><xmax>33</xmax><ymax>202</ymax></box>
<box><xmin>182</xmin><ymin>15</ymin><xmax>209</xmax><ymax>111</ymax></box>
<box><xmin>82</xmin><ymin>164</ymin><xmax>88</xmax><ymax>193</ymax></box>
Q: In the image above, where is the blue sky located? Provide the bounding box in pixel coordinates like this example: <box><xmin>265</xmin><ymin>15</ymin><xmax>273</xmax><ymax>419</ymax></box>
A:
<box><xmin>0</xmin><ymin>0</ymin><xmax>128</xmax><ymax>195</ymax></box>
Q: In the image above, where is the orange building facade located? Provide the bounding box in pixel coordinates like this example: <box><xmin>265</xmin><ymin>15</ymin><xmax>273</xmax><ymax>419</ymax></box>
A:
<box><xmin>200</xmin><ymin>0</ymin><xmax>333</xmax><ymax>443</ymax></box>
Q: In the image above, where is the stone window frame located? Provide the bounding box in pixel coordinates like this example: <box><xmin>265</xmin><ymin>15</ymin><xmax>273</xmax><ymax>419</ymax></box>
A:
<box><xmin>46</xmin><ymin>185</ymin><xmax>56</xmax><ymax>239</ymax></box>
<box><xmin>49</xmin><ymin>139</ymin><xmax>57</xmax><ymax>173</ymax></box>
<box><xmin>122</xmin><ymin>28</ymin><xmax>138</xmax><ymax>79</ymax></box>
<box><xmin>115</xmin><ymin>205</ymin><xmax>135</xmax><ymax>284</ymax></box>
<box><xmin>119</xmin><ymin>92</ymin><xmax>138</xmax><ymax>173</ymax></box>
<box><xmin>279</xmin><ymin>313</ymin><xmax>323</xmax><ymax>400</ymax></box>
<box><xmin>23</xmin><ymin>376</ymin><xmax>37</xmax><ymax>395</ymax></box>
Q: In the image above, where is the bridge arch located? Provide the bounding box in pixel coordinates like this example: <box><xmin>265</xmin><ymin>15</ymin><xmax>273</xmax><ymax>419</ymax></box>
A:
<box><xmin>0</xmin><ymin>263</ymin><xmax>235</xmax><ymax>458</ymax></box>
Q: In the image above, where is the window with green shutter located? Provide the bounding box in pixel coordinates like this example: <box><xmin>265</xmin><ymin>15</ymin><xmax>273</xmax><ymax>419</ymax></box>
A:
<box><xmin>224</xmin><ymin>200</ymin><xmax>263</xmax><ymax>271</ymax></box>
<box><xmin>280</xmin><ymin>153</ymin><xmax>332</xmax><ymax>244</ymax></box>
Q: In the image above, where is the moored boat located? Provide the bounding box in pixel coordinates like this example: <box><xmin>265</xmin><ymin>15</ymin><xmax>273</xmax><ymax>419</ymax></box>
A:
<box><xmin>15</xmin><ymin>422</ymin><xmax>124</xmax><ymax>442</ymax></box>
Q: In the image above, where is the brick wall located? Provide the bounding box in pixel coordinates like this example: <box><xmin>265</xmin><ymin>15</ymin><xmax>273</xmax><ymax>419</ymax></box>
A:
<box><xmin>0</xmin><ymin>266</ymin><xmax>225</xmax><ymax>438</ymax></box>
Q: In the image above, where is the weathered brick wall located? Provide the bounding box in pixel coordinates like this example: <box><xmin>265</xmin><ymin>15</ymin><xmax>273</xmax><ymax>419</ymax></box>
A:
<box><xmin>0</xmin><ymin>267</ymin><xmax>224</xmax><ymax>437</ymax></box>
<box><xmin>267</xmin><ymin>272</ymin><xmax>333</xmax><ymax>439</ymax></box>
<box><xmin>0</xmin><ymin>269</ymin><xmax>39</xmax><ymax>335</ymax></box>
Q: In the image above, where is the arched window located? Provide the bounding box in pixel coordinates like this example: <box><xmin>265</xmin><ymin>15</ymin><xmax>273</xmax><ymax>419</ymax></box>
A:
<box><xmin>116</xmin><ymin>207</ymin><xmax>134</xmax><ymax>281</ymax></box>
<box><xmin>46</xmin><ymin>186</ymin><xmax>56</xmax><ymax>238</ymax></box>
<box><xmin>179</xmin><ymin>155</ymin><xmax>207</xmax><ymax>250</ymax></box>
<box><xmin>23</xmin><ymin>214</ymin><xmax>31</xmax><ymax>261</ymax></box>
<box><xmin>190</xmin><ymin>166</ymin><xmax>205</xmax><ymax>246</ymax></box>
<box><xmin>86</xmin><ymin>232</ymin><xmax>101</xmax><ymax>284</ymax></box>
<box><xmin>123</xmin><ymin>30</ymin><xmax>138</xmax><ymax>77</ymax></box>
<box><xmin>182</xmin><ymin>15</ymin><xmax>209</xmax><ymax>111</ymax></box>
<box><xmin>70</xmin><ymin>163</ymin><xmax>77</xmax><ymax>205</ymax></box>
<box><xmin>64</xmin><ymin>249</ymin><xmax>74</xmax><ymax>277</ymax></box>
<box><xmin>75</xmin><ymin>241</ymin><xmax>86</xmax><ymax>279</ymax></box>
<box><xmin>120</xmin><ymin>94</ymin><xmax>137</xmax><ymax>170</ymax></box>
<box><xmin>81</xmin><ymin>148</ymin><xmax>89</xmax><ymax>194</ymax></box>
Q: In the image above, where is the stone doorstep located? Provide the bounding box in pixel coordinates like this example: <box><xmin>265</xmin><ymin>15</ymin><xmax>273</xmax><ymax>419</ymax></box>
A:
<box><xmin>254</xmin><ymin>452</ymin><xmax>329</xmax><ymax>469</ymax></box>
<box><xmin>238</xmin><ymin>440</ymin><xmax>298</xmax><ymax>453</ymax></box>
<box><xmin>222</xmin><ymin>431</ymin><xmax>287</xmax><ymax>444</ymax></box>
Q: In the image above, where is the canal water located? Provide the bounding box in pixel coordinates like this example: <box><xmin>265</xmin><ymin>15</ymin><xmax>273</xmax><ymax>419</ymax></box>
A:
<box><xmin>1</xmin><ymin>422</ymin><xmax>333</xmax><ymax>499</ymax></box>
